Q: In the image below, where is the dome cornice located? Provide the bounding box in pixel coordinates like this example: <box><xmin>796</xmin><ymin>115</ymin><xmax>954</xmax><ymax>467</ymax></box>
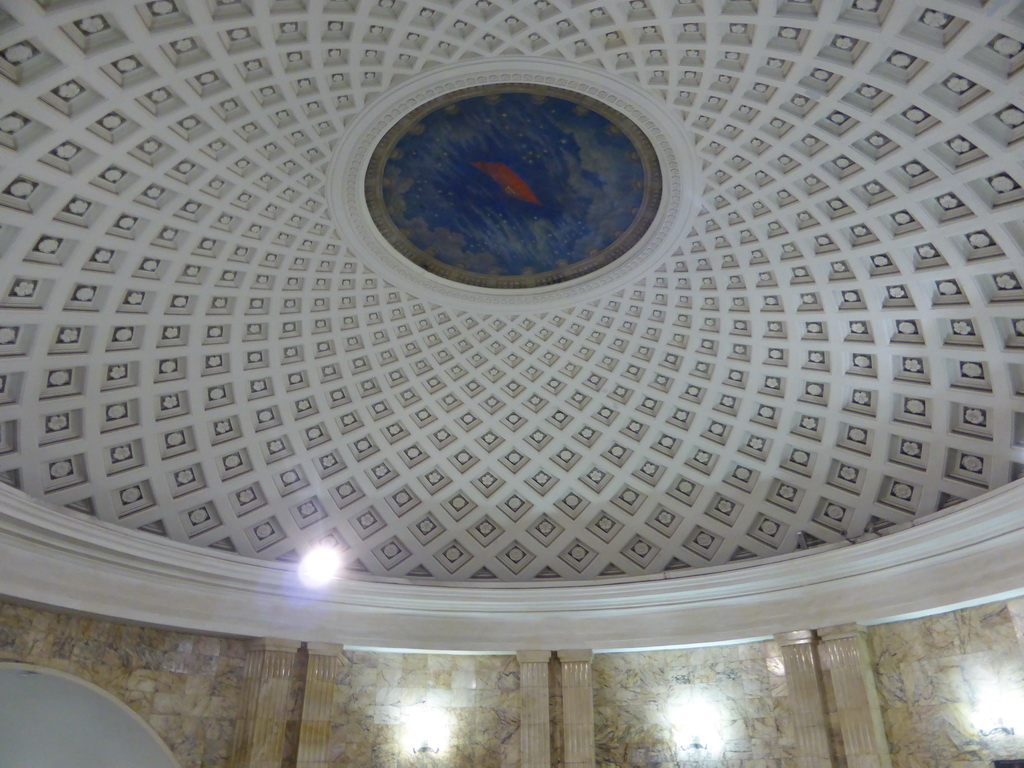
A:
<box><xmin>2</xmin><ymin>482</ymin><xmax>1023</xmax><ymax>651</ymax></box>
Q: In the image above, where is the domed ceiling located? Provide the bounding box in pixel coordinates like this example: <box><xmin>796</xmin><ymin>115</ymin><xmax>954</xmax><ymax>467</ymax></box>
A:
<box><xmin>0</xmin><ymin>0</ymin><xmax>1022</xmax><ymax>584</ymax></box>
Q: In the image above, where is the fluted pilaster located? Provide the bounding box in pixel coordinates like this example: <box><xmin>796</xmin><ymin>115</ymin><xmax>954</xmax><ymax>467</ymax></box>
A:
<box><xmin>297</xmin><ymin>642</ymin><xmax>342</xmax><ymax>768</ymax></box>
<box><xmin>517</xmin><ymin>650</ymin><xmax>552</xmax><ymax>768</ymax></box>
<box><xmin>818</xmin><ymin>624</ymin><xmax>892</xmax><ymax>768</ymax></box>
<box><xmin>558</xmin><ymin>649</ymin><xmax>595</xmax><ymax>768</ymax></box>
<box><xmin>230</xmin><ymin>638</ymin><xmax>301</xmax><ymax>768</ymax></box>
<box><xmin>775</xmin><ymin>630</ymin><xmax>836</xmax><ymax>768</ymax></box>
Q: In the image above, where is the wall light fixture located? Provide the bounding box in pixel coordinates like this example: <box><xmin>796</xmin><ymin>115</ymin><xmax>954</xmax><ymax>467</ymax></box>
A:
<box><xmin>403</xmin><ymin>703</ymin><xmax>449</xmax><ymax>757</ymax></box>
<box><xmin>971</xmin><ymin>686</ymin><xmax>1024</xmax><ymax>739</ymax></box>
<box><xmin>669</xmin><ymin>699</ymin><xmax>723</xmax><ymax>755</ymax></box>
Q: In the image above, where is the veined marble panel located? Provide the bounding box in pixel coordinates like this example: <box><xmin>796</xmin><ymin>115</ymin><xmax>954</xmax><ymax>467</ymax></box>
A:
<box><xmin>593</xmin><ymin>641</ymin><xmax>791</xmax><ymax>768</ymax></box>
<box><xmin>869</xmin><ymin>602</ymin><xmax>1024</xmax><ymax>768</ymax></box>
<box><xmin>0</xmin><ymin>600</ymin><xmax>246</xmax><ymax>768</ymax></box>
<box><xmin>329</xmin><ymin>650</ymin><xmax>520</xmax><ymax>768</ymax></box>
<box><xmin>8</xmin><ymin>592</ymin><xmax>1024</xmax><ymax>768</ymax></box>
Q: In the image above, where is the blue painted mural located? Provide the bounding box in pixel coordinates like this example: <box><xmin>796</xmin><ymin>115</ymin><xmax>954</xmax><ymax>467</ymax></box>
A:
<box><xmin>366</xmin><ymin>87</ymin><xmax>660</xmax><ymax>288</ymax></box>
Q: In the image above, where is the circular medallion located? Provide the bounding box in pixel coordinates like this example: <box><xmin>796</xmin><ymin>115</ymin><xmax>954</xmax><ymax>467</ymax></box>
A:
<box><xmin>328</xmin><ymin>58</ymin><xmax>700</xmax><ymax>312</ymax></box>
<box><xmin>364</xmin><ymin>86</ymin><xmax>662</xmax><ymax>289</ymax></box>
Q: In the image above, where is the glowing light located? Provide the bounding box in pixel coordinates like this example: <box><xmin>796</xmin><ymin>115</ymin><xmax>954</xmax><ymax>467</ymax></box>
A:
<box><xmin>669</xmin><ymin>698</ymin><xmax>725</xmax><ymax>754</ymax></box>
<box><xmin>403</xmin><ymin>704</ymin><xmax>449</xmax><ymax>754</ymax></box>
<box><xmin>297</xmin><ymin>545</ymin><xmax>341</xmax><ymax>587</ymax></box>
<box><xmin>971</xmin><ymin>685</ymin><xmax>1024</xmax><ymax>736</ymax></box>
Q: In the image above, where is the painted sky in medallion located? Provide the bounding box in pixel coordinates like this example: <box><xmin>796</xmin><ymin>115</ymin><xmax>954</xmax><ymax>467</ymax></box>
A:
<box><xmin>367</xmin><ymin>88</ymin><xmax>659</xmax><ymax>288</ymax></box>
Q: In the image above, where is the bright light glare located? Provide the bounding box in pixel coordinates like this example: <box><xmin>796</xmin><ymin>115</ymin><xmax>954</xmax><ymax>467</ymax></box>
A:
<box><xmin>670</xmin><ymin>699</ymin><xmax>724</xmax><ymax>754</ymax></box>
<box><xmin>403</xmin><ymin>704</ymin><xmax>449</xmax><ymax>754</ymax></box>
<box><xmin>971</xmin><ymin>684</ymin><xmax>1024</xmax><ymax>735</ymax></box>
<box><xmin>297</xmin><ymin>545</ymin><xmax>341</xmax><ymax>587</ymax></box>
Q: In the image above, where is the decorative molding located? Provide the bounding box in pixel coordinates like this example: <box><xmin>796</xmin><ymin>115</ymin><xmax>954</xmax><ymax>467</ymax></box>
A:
<box><xmin>1</xmin><ymin>2</ymin><xmax>1023</xmax><ymax>585</ymax></box>
<box><xmin>2</xmin><ymin>481</ymin><xmax>1024</xmax><ymax>651</ymax></box>
<box><xmin>327</xmin><ymin>57</ymin><xmax>700</xmax><ymax>313</ymax></box>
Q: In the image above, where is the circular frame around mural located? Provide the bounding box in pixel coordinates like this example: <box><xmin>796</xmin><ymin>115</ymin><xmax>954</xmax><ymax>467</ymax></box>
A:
<box><xmin>328</xmin><ymin>58</ymin><xmax>700</xmax><ymax>313</ymax></box>
<box><xmin>364</xmin><ymin>85</ymin><xmax>662</xmax><ymax>290</ymax></box>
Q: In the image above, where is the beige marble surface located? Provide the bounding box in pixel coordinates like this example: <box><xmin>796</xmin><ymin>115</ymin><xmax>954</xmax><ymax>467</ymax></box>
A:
<box><xmin>328</xmin><ymin>650</ymin><xmax>521</xmax><ymax>768</ymax></box>
<box><xmin>7</xmin><ymin>592</ymin><xmax>1024</xmax><ymax>768</ymax></box>
<box><xmin>593</xmin><ymin>641</ymin><xmax>792</xmax><ymax>768</ymax></box>
<box><xmin>0</xmin><ymin>599</ymin><xmax>247</xmax><ymax>768</ymax></box>
<box><xmin>869</xmin><ymin>601</ymin><xmax>1024</xmax><ymax>768</ymax></box>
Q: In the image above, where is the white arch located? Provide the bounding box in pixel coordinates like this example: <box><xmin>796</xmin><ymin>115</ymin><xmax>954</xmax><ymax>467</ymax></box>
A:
<box><xmin>0</xmin><ymin>662</ymin><xmax>180</xmax><ymax>768</ymax></box>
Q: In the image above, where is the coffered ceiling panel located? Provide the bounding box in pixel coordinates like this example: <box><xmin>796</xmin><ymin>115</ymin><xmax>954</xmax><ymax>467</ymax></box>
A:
<box><xmin>0</xmin><ymin>0</ymin><xmax>1022</xmax><ymax>582</ymax></box>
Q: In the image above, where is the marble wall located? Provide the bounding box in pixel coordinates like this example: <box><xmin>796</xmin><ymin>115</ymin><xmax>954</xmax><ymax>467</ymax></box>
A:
<box><xmin>328</xmin><ymin>649</ymin><xmax>521</xmax><ymax>768</ymax></box>
<box><xmin>869</xmin><ymin>600</ymin><xmax>1024</xmax><ymax>768</ymax></box>
<box><xmin>0</xmin><ymin>599</ymin><xmax>247</xmax><ymax>768</ymax></box>
<box><xmin>6</xmin><ymin>596</ymin><xmax>1024</xmax><ymax>768</ymax></box>
<box><xmin>0</xmin><ymin>600</ymin><xmax>521</xmax><ymax>768</ymax></box>
<box><xmin>592</xmin><ymin>641</ymin><xmax>791</xmax><ymax>768</ymax></box>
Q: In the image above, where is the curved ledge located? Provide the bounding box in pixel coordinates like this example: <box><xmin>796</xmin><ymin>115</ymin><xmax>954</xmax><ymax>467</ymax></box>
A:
<box><xmin>2</xmin><ymin>481</ymin><xmax>1024</xmax><ymax>651</ymax></box>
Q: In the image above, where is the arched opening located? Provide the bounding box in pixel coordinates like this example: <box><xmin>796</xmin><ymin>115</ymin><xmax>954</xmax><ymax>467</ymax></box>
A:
<box><xmin>0</xmin><ymin>662</ymin><xmax>180</xmax><ymax>768</ymax></box>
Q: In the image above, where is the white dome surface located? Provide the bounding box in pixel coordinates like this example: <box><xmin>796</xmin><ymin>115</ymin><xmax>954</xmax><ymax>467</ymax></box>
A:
<box><xmin>0</xmin><ymin>0</ymin><xmax>1022</xmax><ymax>591</ymax></box>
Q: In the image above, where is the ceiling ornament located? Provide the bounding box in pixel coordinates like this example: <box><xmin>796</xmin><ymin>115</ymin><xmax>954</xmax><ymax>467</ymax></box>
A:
<box><xmin>364</xmin><ymin>84</ymin><xmax>662</xmax><ymax>289</ymax></box>
<box><xmin>329</xmin><ymin>57</ymin><xmax>700</xmax><ymax>312</ymax></box>
<box><xmin>0</xmin><ymin>0</ymin><xmax>1021</xmax><ymax>586</ymax></box>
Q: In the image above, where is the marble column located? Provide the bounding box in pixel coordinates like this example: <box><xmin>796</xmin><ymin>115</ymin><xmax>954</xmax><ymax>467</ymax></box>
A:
<box><xmin>517</xmin><ymin>650</ymin><xmax>552</xmax><ymax>768</ymax></box>
<box><xmin>775</xmin><ymin>630</ymin><xmax>836</xmax><ymax>768</ymax></box>
<box><xmin>230</xmin><ymin>637</ymin><xmax>302</xmax><ymax>768</ymax></box>
<box><xmin>297</xmin><ymin>642</ymin><xmax>342</xmax><ymax>768</ymax></box>
<box><xmin>818</xmin><ymin>624</ymin><xmax>892</xmax><ymax>768</ymax></box>
<box><xmin>558</xmin><ymin>649</ymin><xmax>596</xmax><ymax>768</ymax></box>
